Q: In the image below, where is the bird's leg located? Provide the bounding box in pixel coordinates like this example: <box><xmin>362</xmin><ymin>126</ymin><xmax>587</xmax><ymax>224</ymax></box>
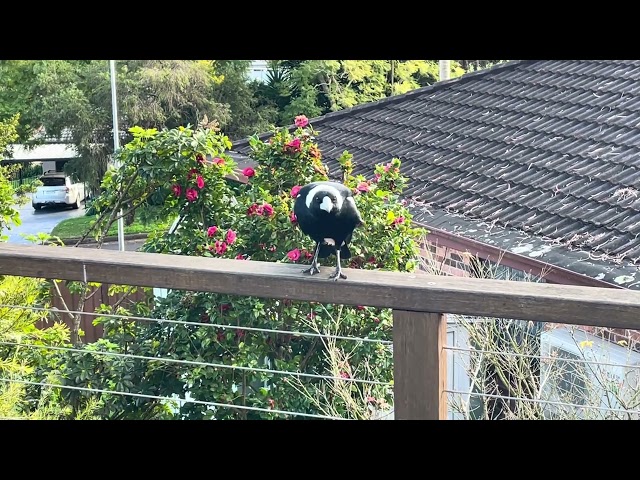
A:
<box><xmin>302</xmin><ymin>242</ymin><xmax>321</xmax><ymax>275</ymax></box>
<box><xmin>328</xmin><ymin>248</ymin><xmax>347</xmax><ymax>281</ymax></box>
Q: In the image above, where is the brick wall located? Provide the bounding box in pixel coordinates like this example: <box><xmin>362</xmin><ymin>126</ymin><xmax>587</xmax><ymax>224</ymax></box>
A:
<box><xmin>418</xmin><ymin>241</ymin><xmax>474</xmax><ymax>278</ymax></box>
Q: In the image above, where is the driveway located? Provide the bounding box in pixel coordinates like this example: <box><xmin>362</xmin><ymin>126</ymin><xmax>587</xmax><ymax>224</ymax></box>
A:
<box><xmin>76</xmin><ymin>238</ymin><xmax>147</xmax><ymax>251</ymax></box>
<box><xmin>5</xmin><ymin>193</ymin><xmax>86</xmax><ymax>245</ymax></box>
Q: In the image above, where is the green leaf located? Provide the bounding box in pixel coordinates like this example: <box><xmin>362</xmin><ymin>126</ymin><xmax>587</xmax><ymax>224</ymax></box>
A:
<box><xmin>386</xmin><ymin>211</ymin><xmax>395</xmax><ymax>224</ymax></box>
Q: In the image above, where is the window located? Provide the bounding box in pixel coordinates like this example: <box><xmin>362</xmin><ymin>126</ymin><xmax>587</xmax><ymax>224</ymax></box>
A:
<box><xmin>541</xmin><ymin>328</ymin><xmax>640</xmax><ymax>419</ymax></box>
<box><xmin>469</xmin><ymin>256</ymin><xmax>545</xmax><ymax>283</ymax></box>
<box><xmin>545</xmin><ymin>347</ymin><xmax>588</xmax><ymax>407</ymax></box>
<box><xmin>40</xmin><ymin>177</ymin><xmax>66</xmax><ymax>187</ymax></box>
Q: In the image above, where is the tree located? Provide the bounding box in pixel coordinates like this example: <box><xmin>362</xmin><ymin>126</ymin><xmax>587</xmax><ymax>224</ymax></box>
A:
<box><xmin>210</xmin><ymin>61</ymin><xmax>279</xmax><ymax>139</ymax></box>
<box><xmin>20</xmin><ymin>60</ymin><xmax>231</xmax><ymax>194</ymax></box>
<box><xmin>0</xmin><ymin>61</ymin><xmax>40</xmax><ymax>142</ymax></box>
<box><xmin>0</xmin><ymin>114</ymin><xmax>36</xmax><ymax>240</ymax></box>
<box><xmin>253</xmin><ymin>60</ymin><xmax>467</xmax><ymax>127</ymax></box>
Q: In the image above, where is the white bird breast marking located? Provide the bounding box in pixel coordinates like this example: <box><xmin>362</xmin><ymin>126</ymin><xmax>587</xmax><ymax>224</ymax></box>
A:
<box><xmin>323</xmin><ymin>238</ymin><xmax>345</xmax><ymax>247</ymax></box>
<box><xmin>305</xmin><ymin>184</ymin><xmax>344</xmax><ymax>211</ymax></box>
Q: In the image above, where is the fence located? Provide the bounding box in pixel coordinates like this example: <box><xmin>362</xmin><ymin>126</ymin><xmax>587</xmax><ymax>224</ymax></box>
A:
<box><xmin>2</xmin><ymin>242</ymin><xmax>640</xmax><ymax>419</ymax></box>
<box><xmin>43</xmin><ymin>282</ymin><xmax>150</xmax><ymax>343</ymax></box>
<box><xmin>9</xmin><ymin>175</ymin><xmax>41</xmax><ymax>190</ymax></box>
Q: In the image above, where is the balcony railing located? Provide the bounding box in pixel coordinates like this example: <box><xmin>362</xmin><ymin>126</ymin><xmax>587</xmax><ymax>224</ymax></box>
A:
<box><xmin>2</xmin><ymin>243</ymin><xmax>640</xmax><ymax>419</ymax></box>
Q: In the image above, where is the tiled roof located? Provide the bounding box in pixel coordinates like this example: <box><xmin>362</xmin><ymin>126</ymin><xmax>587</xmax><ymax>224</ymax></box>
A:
<box><xmin>232</xmin><ymin>60</ymin><xmax>640</xmax><ymax>285</ymax></box>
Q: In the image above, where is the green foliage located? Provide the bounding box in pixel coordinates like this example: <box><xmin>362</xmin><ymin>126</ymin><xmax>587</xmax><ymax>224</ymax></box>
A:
<box><xmin>90</xmin><ymin>123</ymin><xmax>235</xmax><ymax>247</ymax></box>
<box><xmin>257</xmin><ymin>60</ymin><xmax>468</xmax><ymax>126</ymax></box>
<box><xmin>61</xmin><ymin>115</ymin><xmax>426</xmax><ymax>419</ymax></box>
<box><xmin>0</xmin><ymin>274</ymin><xmax>96</xmax><ymax>419</ymax></box>
<box><xmin>0</xmin><ymin>61</ymin><xmax>40</xmax><ymax>141</ymax></box>
<box><xmin>211</xmin><ymin>61</ymin><xmax>279</xmax><ymax>139</ymax></box>
<box><xmin>0</xmin><ymin>114</ymin><xmax>22</xmax><ymax>240</ymax></box>
<box><xmin>13</xmin><ymin>60</ymin><xmax>232</xmax><ymax>194</ymax></box>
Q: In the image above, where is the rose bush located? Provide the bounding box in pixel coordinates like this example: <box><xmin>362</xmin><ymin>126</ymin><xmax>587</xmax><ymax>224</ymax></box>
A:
<box><xmin>59</xmin><ymin>116</ymin><xmax>427</xmax><ymax>419</ymax></box>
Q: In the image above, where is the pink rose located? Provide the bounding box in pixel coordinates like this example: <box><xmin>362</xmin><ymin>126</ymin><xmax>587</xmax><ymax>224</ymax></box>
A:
<box><xmin>287</xmin><ymin>248</ymin><xmax>301</xmax><ymax>262</ymax></box>
<box><xmin>214</xmin><ymin>240</ymin><xmax>227</xmax><ymax>255</ymax></box>
<box><xmin>186</xmin><ymin>188</ymin><xmax>198</xmax><ymax>202</ymax></box>
<box><xmin>393</xmin><ymin>216</ymin><xmax>405</xmax><ymax>226</ymax></box>
<box><xmin>357</xmin><ymin>182</ymin><xmax>370</xmax><ymax>192</ymax></box>
<box><xmin>290</xmin><ymin>185</ymin><xmax>301</xmax><ymax>198</ymax></box>
<box><xmin>212</xmin><ymin>157</ymin><xmax>225</xmax><ymax>166</ymax></box>
<box><xmin>242</xmin><ymin>167</ymin><xmax>255</xmax><ymax>178</ymax></box>
<box><xmin>196</xmin><ymin>175</ymin><xmax>205</xmax><ymax>189</ymax></box>
<box><xmin>226</xmin><ymin>229</ymin><xmax>237</xmax><ymax>245</ymax></box>
<box><xmin>285</xmin><ymin>138</ymin><xmax>301</xmax><ymax>152</ymax></box>
<box><xmin>262</xmin><ymin>203</ymin><xmax>274</xmax><ymax>216</ymax></box>
<box><xmin>196</xmin><ymin>154</ymin><xmax>205</xmax><ymax>164</ymax></box>
<box><xmin>172</xmin><ymin>184</ymin><xmax>182</xmax><ymax>197</ymax></box>
<box><xmin>207</xmin><ymin>226</ymin><xmax>218</xmax><ymax>237</ymax></box>
<box><xmin>235</xmin><ymin>254</ymin><xmax>246</xmax><ymax>260</ymax></box>
<box><xmin>290</xmin><ymin>212</ymin><xmax>297</xmax><ymax>223</ymax></box>
<box><xmin>247</xmin><ymin>204</ymin><xmax>259</xmax><ymax>216</ymax></box>
<box><xmin>294</xmin><ymin>115</ymin><xmax>309</xmax><ymax>128</ymax></box>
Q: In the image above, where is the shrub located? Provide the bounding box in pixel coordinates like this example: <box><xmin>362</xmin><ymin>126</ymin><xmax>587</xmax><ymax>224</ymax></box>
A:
<box><xmin>58</xmin><ymin>117</ymin><xmax>427</xmax><ymax>419</ymax></box>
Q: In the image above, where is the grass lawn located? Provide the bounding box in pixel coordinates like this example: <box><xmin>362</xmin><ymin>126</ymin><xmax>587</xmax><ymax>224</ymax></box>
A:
<box><xmin>51</xmin><ymin>212</ymin><xmax>172</xmax><ymax>241</ymax></box>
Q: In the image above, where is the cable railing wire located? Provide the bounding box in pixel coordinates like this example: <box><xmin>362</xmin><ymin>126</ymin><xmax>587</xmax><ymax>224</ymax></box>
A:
<box><xmin>445</xmin><ymin>345</ymin><xmax>640</xmax><ymax>371</ymax></box>
<box><xmin>0</xmin><ymin>377</ymin><xmax>345</xmax><ymax>420</ymax></box>
<box><xmin>0</xmin><ymin>304</ymin><xmax>392</xmax><ymax>345</ymax></box>
<box><xmin>0</xmin><ymin>340</ymin><xmax>391</xmax><ymax>386</ymax></box>
<box><xmin>445</xmin><ymin>389</ymin><xmax>640</xmax><ymax>416</ymax></box>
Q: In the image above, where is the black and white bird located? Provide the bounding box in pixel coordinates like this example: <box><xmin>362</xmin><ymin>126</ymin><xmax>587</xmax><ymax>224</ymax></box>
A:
<box><xmin>293</xmin><ymin>181</ymin><xmax>364</xmax><ymax>280</ymax></box>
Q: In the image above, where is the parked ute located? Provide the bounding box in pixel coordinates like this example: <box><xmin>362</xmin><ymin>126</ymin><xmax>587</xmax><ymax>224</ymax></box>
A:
<box><xmin>32</xmin><ymin>171</ymin><xmax>85</xmax><ymax>210</ymax></box>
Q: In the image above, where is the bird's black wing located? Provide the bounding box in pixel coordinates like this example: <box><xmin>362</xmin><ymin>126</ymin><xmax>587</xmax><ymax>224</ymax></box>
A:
<box><xmin>339</xmin><ymin>190</ymin><xmax>364</xmax><ymax>226</ymax></box>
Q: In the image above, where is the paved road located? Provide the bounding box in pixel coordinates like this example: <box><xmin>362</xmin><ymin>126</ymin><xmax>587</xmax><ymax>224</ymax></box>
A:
<box><xmin>6</xmin><ymin>194</ymin><xmax>86</xmax><ymax>245</ymax></box>
<box><xmin>7</xmin><ymin>194</ymin><xmax>148</xmax><ymax>251</ymax></box>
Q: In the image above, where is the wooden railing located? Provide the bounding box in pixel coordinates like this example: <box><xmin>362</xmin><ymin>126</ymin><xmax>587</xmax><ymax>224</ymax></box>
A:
<box><xmin>2</xmin><ymin>243</ymin><xmax>640</xmax><ymax>419</ymax></box>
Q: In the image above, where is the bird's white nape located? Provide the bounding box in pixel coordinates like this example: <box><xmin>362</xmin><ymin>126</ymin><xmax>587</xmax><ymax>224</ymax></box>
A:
<box><xmin>305</xmin><ymin>184</ymin><xmax>345</xmax><ymax>211</ymax></box>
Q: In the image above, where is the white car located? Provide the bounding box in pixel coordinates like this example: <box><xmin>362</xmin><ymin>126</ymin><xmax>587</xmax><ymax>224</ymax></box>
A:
<box><xmin>32</xmin><ymin>171</ymin><xmax>85</xmax><ymax>211</ymax></box>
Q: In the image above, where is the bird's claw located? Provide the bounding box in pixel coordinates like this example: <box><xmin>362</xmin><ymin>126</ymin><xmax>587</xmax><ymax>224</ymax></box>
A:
<box><xmin>328</xmin><ymin>269</ymin><xmax>347</xmax><ymax>281</ymax></box>
<box><xmin>302</xmin><ymin>264</ymin><xmax>321</xmax><ymax>275</ymax></box>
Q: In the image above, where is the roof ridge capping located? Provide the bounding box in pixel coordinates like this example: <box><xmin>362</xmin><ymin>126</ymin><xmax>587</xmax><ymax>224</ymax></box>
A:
<box><xmin>230</xmin><ymin>60</ymin><xmax>528</xmax><ymax>150</ymax></box>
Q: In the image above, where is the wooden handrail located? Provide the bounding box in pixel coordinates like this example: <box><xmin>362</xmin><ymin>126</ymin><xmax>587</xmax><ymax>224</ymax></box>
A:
<box><xmin>1</xmin><ymin>243</ymin><xmax>639</xmax><ymax>328</ymax></box>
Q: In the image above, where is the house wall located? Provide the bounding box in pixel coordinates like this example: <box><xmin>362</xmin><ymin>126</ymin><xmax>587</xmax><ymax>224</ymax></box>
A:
<box><xmin>42</xmin><ymin>160</ymin><xmax>60</xmax><ymax>173</ymax></box>
<box><xmin>419</xmin><ymin>241</ymin><xmax>472</xmax><ymax>277</ymax></box>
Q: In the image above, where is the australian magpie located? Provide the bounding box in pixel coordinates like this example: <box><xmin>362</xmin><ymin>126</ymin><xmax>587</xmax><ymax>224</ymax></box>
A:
<box><xmin>293</xmin><ymin>181</ymin><xmax>364</xmax><ymax>280</ymax></box>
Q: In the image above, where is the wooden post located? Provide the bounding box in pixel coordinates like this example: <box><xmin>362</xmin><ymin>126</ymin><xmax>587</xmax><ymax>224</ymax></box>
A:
<box><xmin>393</xmin><ymin>310</ymin><xmax>447</xmax><ymax>419</ymax></box>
